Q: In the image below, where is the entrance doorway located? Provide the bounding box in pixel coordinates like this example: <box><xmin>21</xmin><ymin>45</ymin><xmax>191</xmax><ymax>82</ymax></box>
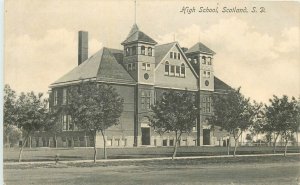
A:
<box><xmin>203</xmin><ymin>129</ymin><xmax>210</xmax><ymax>145</ymax></box>
<box><xmin>141</xmin><ymin>127</ymin><xmax>150</xmax><ymax>145</ymax></box>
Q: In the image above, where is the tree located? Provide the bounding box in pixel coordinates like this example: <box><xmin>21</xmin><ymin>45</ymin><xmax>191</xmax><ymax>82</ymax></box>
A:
<box><xmin>260</xmin><ymin>95</ymin><xmax>298</xmax><ymax>155</ymax></box>
<box><xmin>4</xmin><ymin>125</ymin><xmax>22</xmax><ymax>147</ymax></box>
<box><xmin>4</xmin><ymin>84</ymin><xmax>18</xmax><ymax>147</ymax></box>
<box><xmin>150</xmin><ymin>90</ymin><xmax>198</xmax><ymax>160</ymax></box>
<box><xmin>210</xmin><ymin>88</ymin><xmax>260</xmax><ymax>156</ymax></box>
<box><xmin>67</xmin><ymin>81</ymin><xmax>124</xmax><ymax>162</ymax></box>
<box><xmin>16</xmin><ymin>92</ymin><xmax>49</xmax><ymax>162</ymax></box>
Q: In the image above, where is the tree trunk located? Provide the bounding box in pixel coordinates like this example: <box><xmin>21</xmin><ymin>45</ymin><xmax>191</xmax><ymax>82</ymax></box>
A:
<box><xmin>54</xmin><ymin>134</ymin><xmax>57</xmax><ymax>148</ymax></box>
<box><xmin>18</xmin><ymin>135</ymin><xmax>29</xmax><ymax>162</ymax></box>
<box><xmin>227</xmin><ymin>138</ymin><xmax>230</xmax><ymax>155</ymax></box>
<box><xmin>273</xmin><ymin>133</ymin><xmax>279</xmax><ymax>154</ymax></box>
<box><xmin>100</xmin><ymin>130</ymin><xmax>107</xmax><ymax>160</ymax></box>
<box><xmin>93</xmin><ymin>131</ymin><xmax>97</xmax><ymax>163</ymax></box>
<box><xmin>284</xmin><ymin>139</ymin><xmax>288</xmax><ymax>157</ymax></box>
<box><xmin>172</xmin><ymin>132</ymin><xmax>178</xmax><ymax>160</ymax></box>
<box><xmin>29</xmin><ymin>136</ymin><xmax>32</xmax><ymax>148</ymax></box>
<box><xmin>233</xmin><ymin>138</ymin><xmax>238</xmax><ymax>157</ymax></box>
<box><xmin>6</xmin><ymin>135</ymin><xmax>10</xmax><ymax>148</ymax></box>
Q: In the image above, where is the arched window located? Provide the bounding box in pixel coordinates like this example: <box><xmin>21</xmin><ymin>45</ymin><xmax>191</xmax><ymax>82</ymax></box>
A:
<box><xmin>148</xmin><ymin>47</ymin><xmax>152</xmax><ymax>56</ymax></box>
<box><xmin>141</xmin><ymin>46</ymin><xmax>145</xmax><ymax>55</ymax></box>
<box><xmin>202</xmin><ymin>56</ymin><xmax>206</xmax><ymax>64</ymax></box>
<box><xmin>180</xmin><ymin>63</ymin><xmax>185</xmax><ymax>77</ymax></box>
<box><xmin>165</xmin><ymin>61</ymin><xmax>169</xmax><ymax>75</ymax></box>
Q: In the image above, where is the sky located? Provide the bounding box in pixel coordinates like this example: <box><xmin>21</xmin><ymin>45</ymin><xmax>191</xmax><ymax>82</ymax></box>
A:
<box><xmin>4</xmin><ymin>0</ymin><xmax>300</xmax><ymax>103</ymax></box>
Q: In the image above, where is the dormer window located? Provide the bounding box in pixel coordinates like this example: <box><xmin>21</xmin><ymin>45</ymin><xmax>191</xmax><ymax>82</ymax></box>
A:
<box><xmin>170</xmin><ymin>52</ymin><xmax>173</xmax><ymax>59</ymax></box>
<box><xmin>174</xmin><ymin>53</ymin><xmax>177</xmax><ymax>59</ymax></box>
<box><xmin>202</xmin><ymin>56</ymin><xmax>206</xmax><ymax>64</ymax></box>
<box><xmin>141</xmin><ymin>46</ymin><xmax>145</xmax><ymax>55</ymax></box>
<box><xmin>165</xmin><ymin>61</ymin><xmax>169</xmax><ymax>75</ymax></box>
<box><xmin>178</xmin><ymin>53</ymin><xmax>181</xmax><ymax>60</ymax></box>
<box><xmin>148</xmin><ymin>47</ymin><xmax>152</xmax><ymax>56</ymax></box>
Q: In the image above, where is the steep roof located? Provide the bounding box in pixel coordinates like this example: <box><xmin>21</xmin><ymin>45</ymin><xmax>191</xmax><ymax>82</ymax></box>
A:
<box><xmin>214</xmin><ymin>76</ymin><xmax>232</xmax><ymax>91</ymax></box>
<box><xmin>121</xmin><ymin>24</ymin><xmax>157</xmax><ymax>45</ymax></box>
<box><xmin>186</xmin><ymin>42</ymin><xmax>216</xmax><ymax>55</ymax></box>
<box><xmin>154</xmin><ymin>42</ymin><xmax>176</xmax><ymax>66</ymax></box>
<box><xmin>51</xmin><ymin>47</ymin><xmax>135</xmax><ymax>86</ymax></box>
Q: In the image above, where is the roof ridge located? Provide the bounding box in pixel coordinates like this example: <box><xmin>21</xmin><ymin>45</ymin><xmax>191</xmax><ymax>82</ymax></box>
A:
<box><xmin>156</xmin><ymin>42</ymin><xmax>177</xmax><ymax>47</ymax></box>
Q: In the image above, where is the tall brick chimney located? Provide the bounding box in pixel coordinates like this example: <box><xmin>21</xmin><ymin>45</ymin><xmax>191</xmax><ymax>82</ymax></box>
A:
<box><xmin>78</xmin><ymin>31</ymin><xmax>88</xmax><ymax>65</ymax></box>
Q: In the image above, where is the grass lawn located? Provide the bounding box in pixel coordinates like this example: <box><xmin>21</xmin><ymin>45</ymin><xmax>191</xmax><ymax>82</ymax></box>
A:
<box><xmin>4</xmin><ymin>155</ymin><xmax>300</xmax><ymax>185</ymax></box>
<box><xmin>4</xmin><ymin>146</ymin><xmax>300</xmax><ymax>162</ymax></box>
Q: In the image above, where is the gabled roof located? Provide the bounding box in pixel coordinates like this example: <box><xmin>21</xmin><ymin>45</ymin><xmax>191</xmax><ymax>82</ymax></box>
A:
<box><xmin>121</xmin><ymin>24</ymin><xmax>157</xmax><ymax>45</ymax></box>
<box><xmin>214</xmin><ymin>76</ymin><xmax>232</xmax><ymax>91</ymax></box>
<box><xmin>51</xmin><ymin>47</ymin><xmax>135</xmax><ymax>86</ymax></box>
<box><xmin>186</xmin><ymin>42</ymin><xmax>216</xmax><ymax>55</ymax></box>
<box><xmin>155</xmin><ymin>42</ymin><xmax>176</xmax><ymax>66</ymax></box>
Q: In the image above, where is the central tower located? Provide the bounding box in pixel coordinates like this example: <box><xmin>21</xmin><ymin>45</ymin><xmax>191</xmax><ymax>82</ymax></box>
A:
<box><xmin>121</xmin><ymin>24</ymin><xmax>157</xmax><ymax>85</ymax></box>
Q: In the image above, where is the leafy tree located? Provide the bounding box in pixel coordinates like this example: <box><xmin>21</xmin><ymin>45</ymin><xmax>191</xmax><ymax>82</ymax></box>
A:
<box><xmin>260</xmin><ymin>95</ymin><xmax>298</xmax><ymax>155</ymax></box>
<box><xmin>4</xmin><ymin>125</ymin><xmax>22</xmax><ymax>147</ymax></box>
<box><xmin>150</xmin><ymin>90</ymin><xmax>198</xmax><ymax>159</ymax></box>
<box><xmin>4</xmin><ymin>84</ymin><xmax>18</xmax><ymax>147</ymax></box>
<box><xmin>16</xmin><ymin>92</ymin><xmax>49</xmax><ymax>162</ymax></box>
<box><xmin>210</xmin><ymin>88</ymin><xmax>260</xmax><ymax>156</ymax></box>
<box><xmin>67</xmin><ymin>81</ymin><xmax>124</xmax><ymax>162</ymax></box>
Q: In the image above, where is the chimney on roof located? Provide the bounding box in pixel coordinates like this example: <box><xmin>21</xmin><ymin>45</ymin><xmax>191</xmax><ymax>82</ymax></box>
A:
<box><xmin>78</xmin><ymin>31</ymin><xmax>88</xmax><ymax>65</ymax></box>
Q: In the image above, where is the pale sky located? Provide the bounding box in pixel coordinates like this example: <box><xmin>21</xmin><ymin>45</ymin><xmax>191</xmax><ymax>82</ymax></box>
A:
<box><xmin>4</xmin><ymin>0</ymin><xmax>300</xmax><ymax>103</ymax></box>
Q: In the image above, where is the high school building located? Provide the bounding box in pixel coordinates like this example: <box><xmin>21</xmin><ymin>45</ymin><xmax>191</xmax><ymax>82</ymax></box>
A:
<box><xmin>31</xmin><ymin>24</ymin><xmax>232</xmax><ymax>148</ymax></box>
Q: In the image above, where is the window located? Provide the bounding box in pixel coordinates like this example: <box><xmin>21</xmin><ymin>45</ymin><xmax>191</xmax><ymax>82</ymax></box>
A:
<box><xmin>203</xmin><ymin>71</ymin><xmax>206</xmax><ymax>77</ymax></box>
<box><xmin>207</xmin><ymin>57</ymin><xmax>212</xmax><ymax>65</ymax></box>
<box><xmin>141</xmin><ymin>46</ymin><xmax>145</xmax><ymax>55</ymax></box>
<box><xmin>141</xmin><ymin>90</ymin><xmax>151</xmax><ymax>110</ymax></box>
<box><xmin>68</xmin><ymin>116</ymin><xmax>74</xmax><ymax>130</ymax></box>
<box><xmin>127</xmin><ymin>63</ymin><xmax>132</xmax><ymax>71</ymax></box>
<box><xmin>202</xmin><ymin>96</ymin><xmax>212</xmax><ymax>113</ymax></box>
<box><xmin>132</xmin><ymin>46</ymin><xmax>136</xmax><ymax>55</ymax></box>
<box><xmin>163</xmin><ymin>139</ymin><xmax>168</xmax><ymax>146</ymax></box>
<box><xmin>169</xmin><ymin>139</ymin><xmax>174</xmax><ymax>146</ymax></box>
<box><xmin>174</xmin><ymin>52</ymin><xmax>177</xmax><ymax>59</ymax></box>
<box><xmin>62</xmin><ymin>88</ymin><xmax>67</xmax><ymax>105</ymax></box>
<box><xmin>170</xmin><ymin>52</ymin><xmax>173</xmax><ymax>58</ymax></box>
<box><xmin>107</xmin><ymin>139</ymin><xmax>112</xmax><ymax>146</ymax></box>
<box><xmin>62</xmin><ymin>115</ymin><xmax>67</xmax><ymax>131</ymax></box>
<box><xmin>202</xmin><ymin>56</ymin><xmax>206</xmax><ymax>64</ymax></box>
<box><xmin>180</xmin><ymin>63</ymin><xmax>185</xmax><ymax>77</ymax></box>
<box><xmin>125</xmin><ymin>47</ymin><xmax>130</xmax><ymax>56</ymax></box>
<box><xmin>207</xmin><ymin>71</ymin><xmax>211</xmax><ymax>78</ymax></box>
<box><xmin>115</xmin><ymin>139</ymin><xmax>120</xmax><ymax>146</ymax></box>
<box><xmin>142</xmin><ymin>63</ymin><xmax>146</xmax><ymax>70</ymax></box>
<box><xmin>148</xmin><ymin>47</ymin><xmax>152</xmax><ymax>56</ymax></box>
<box><xmin>175</xmin><ymin>66</ymin><xmax>180</xmax><ymax>76</ymax></box>
<box><xmin>178</xmin><ymin>53</ymin><xmax>181</xmax><ymax>60</ymax></box>
<box><xmin>203</xmin><ymin>71</ymin><xmax>211</xmax><ymax>78</ymax></box>
<box><xmin>53</xmin><ymin>90</ymin><xmax>58</xmax><ymax>106</ymax></box>
<box><xmin>146</xmin><ymin>63</ymin><xmax>151</xmax><ymax>71</ymax></box>
<box><xmin>170</xmin><ymin>65</ymin><xmax>175</xmax><ymax>76</ymax></box>
<box><xmin>132</xmin><ymin>63</ymin><xmax>136</xmax><ymax>71</ymax></box>
<box><xmin>165</xmin><ymin>61</ymin><xmax>169</xmax><ymax>75</ymax></box>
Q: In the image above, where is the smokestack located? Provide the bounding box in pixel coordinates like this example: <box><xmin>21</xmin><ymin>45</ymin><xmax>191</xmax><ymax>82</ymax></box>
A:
<box><xmin>78</xmin><ymin>31</ymin><xmax>88</xmax><ymax>65</ymax></box>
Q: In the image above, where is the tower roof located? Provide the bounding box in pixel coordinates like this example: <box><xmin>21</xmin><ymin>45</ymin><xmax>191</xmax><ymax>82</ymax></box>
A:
<box><xmin>121</xmin><ymin>24</ymin><xmax>157</xmax><ymax>45</ymax></box>
<box><xmin>186</xmin><ymin>42</ymin><xmax>216</xmax><ymax>55</ymax></box>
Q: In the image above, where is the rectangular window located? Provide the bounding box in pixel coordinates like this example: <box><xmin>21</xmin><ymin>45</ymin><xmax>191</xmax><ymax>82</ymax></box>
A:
<box><xmin>202</xmin><ymin>96</ymin><xmax>211</xmax><ymax>113</ymax></box>
<box><xmin>164</xmin><ymin>62</ymin><xmax>169</xmax><ymax>75</ymax></box>
<box><xmin>170</xmin><ymin>65</ymin><xmax>175</xmax><ymax>75</ymax></box>
<box><xmin>180</xmin><ymin>65</ymin><xmax>185</xmax><ymax>77</ymax></box>
<box><xmin>207</xmin><ymin>72</ymin><xmax>211</xmax><ymax>78</ymax></box>
<box><xmin>141</xmin><ymin>90</ymin><xmax>151</xmax><ymax>110</ymax></box>
<box><xmin>62</xmin><ymin>115</ymin><xmax>67</xmax><ymax>131</ymax></box>
<box><xmin>107</xmin><ymin>139</ymin><xmax>112</xmax><ymax>146</ymax></box>
<box><xmin>169</xmin><ymin>139</ymin><xmax>174</xmax><ymax>146</ymax></box>
<box><xmin>163</xmin><ymin>139</ymin><xmax>168</xmax><ymax>146</ymax></box>
<box><xmin>115</xmin><ymin>139</ymin><xmax>120</xmax><ymax>146</ymax></box>
<box><xmin>174</xmin><ymin>53</ymin><xmax>177</xmax><ymax>59</ymax></box>
<box><xmin>132</xmin><ymin>46</ymin><xmax>136</xmax><ymax>55</ymax></box>
<box><xmin>62</xmin><ymin>88</ymin><xmax>67</xmax><ymax>105</ymax></box>
<box><xmin>146</xmin><ymin>63</ymin><xmax>151</xmax><ymax>71</ymax></box>
<box><xmin>128</xmin><ymin>63</ymin><xmax>132</xmax><ymax>71</ymax></box>
<box><xmin>142</xmin><ymin>63</ymin><xmax>146</xmax><ymax>70</ymax></box>
<box><xmin>175</xmin><ymin>66</ymin><xmax>180</xmax><ymax>76</ymax></box>
<box><xmin>170</xmin><ymin>52</ymin><xmax>173</xmax><ymax>59</ymax></box>
<box><xmin>178</xmin><ymin>53</ymin><xmax>181</xmax><ymax>60</ymax></box>
<box><xmin>68</xmin><ymin>116</ymin><xmax>73</xmax><ymax>130</ymax></box>
<box><xmin>54</xmin><ymin>90</ymin><xmax>58</xmax><ymax>106</ymax></box>
<box><xmin>203</xmin><ymin>71</ymin><xmax>206</xmax><ymax>77</ymax></box>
